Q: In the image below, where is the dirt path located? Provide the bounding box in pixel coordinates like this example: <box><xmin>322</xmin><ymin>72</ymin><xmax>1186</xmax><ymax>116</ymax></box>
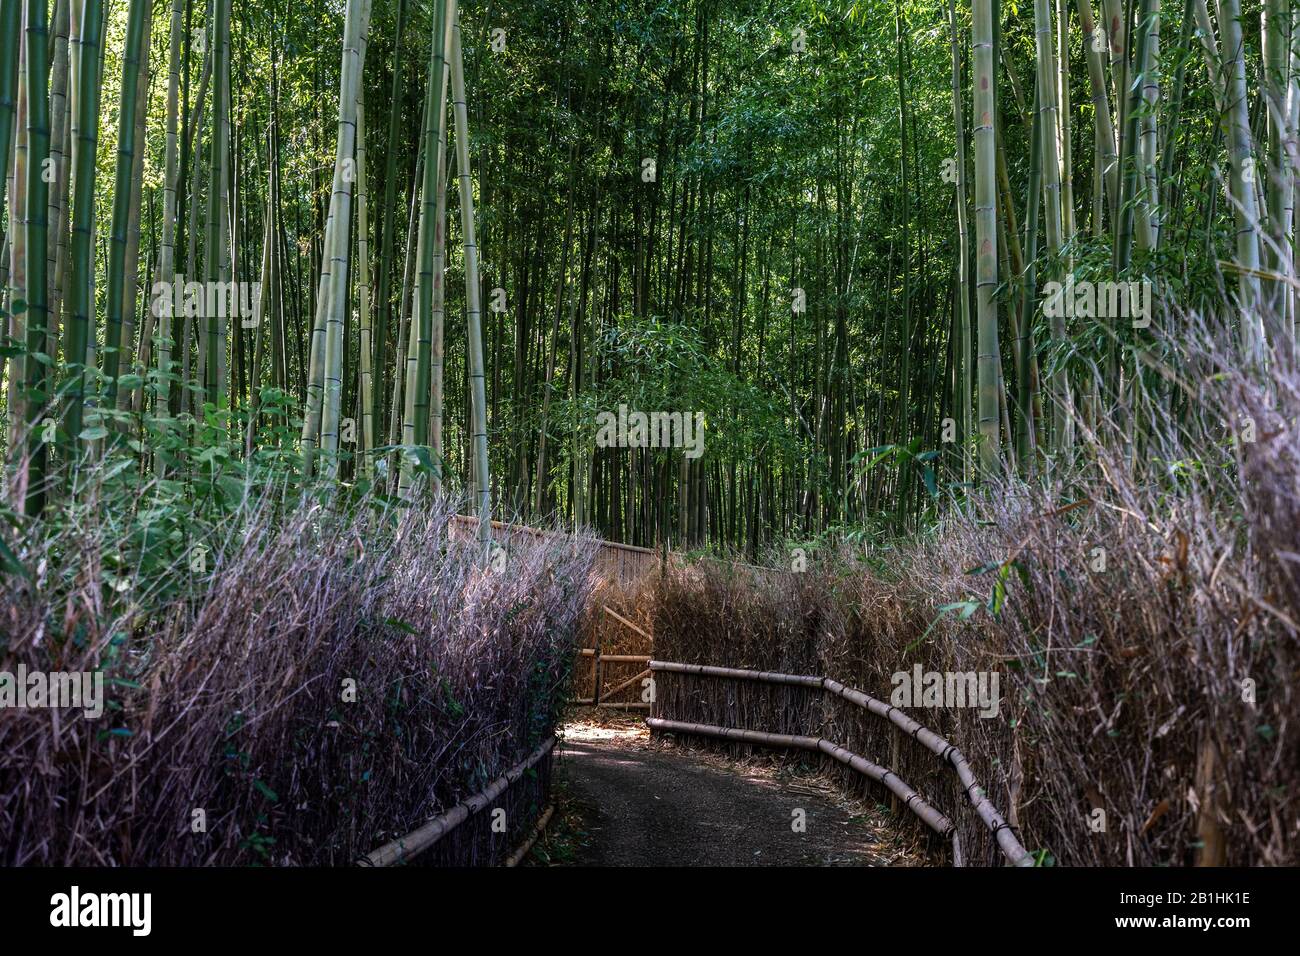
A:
<box><xmin>554</xmin><ymin>718</ymin><xmax>923</xmax><ymax>867</ymax></box>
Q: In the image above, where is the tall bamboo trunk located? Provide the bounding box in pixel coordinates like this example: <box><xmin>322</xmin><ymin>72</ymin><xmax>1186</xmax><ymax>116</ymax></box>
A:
<box><xmin>22</xmin><ymin>0</ymin><xmax>51</xmax><ymax>512</ymax></box>
<box><xmin>356</xmin><ymin>97</ymin><xmax>375</xmax><ymax>474</ymax></box>
<box><xmin>117</xmin><ymin>4</ymin><xmax>152</xmax><ymax>413</ymax></box>
<box><xmin>373</xmin><ymin>0</ymin><xmax>406</xmax><ymax>445</ymax></box>
<box><xmin>62</xmin><ymin>0</ymin><xmax>102</xmax><ymax>450</ymax></box>
<box><xmin>1078</xmin><ymin>0</ymin><xmax>1120</xmax><ymax>224</ymax></box>
<box><xmin>204</xmin><ymin>0</ymin><xmax>230</xmax><ymax>408</ymax></box>
<box><xmin>318</xmin><ymin>0</ymin><xmax>372</xmax><ymax>477</ymax></box>
<box><xmin>101</xmin><ymin>0</ymin><xmax>148</xmax><ymax>409</ymax></box>
<box><xmin>44</xmin><ymin>0</ymin><xmax>68</xmax><ymax>361</ymax></box>
<box><xmin>8</xmin><ymin>16</ymin><xmax>28</xmax><ymax>449</ymax></box>
<box><xmin>451</xmin><ymin>4</ymin><xmax>492</xmax><ymax>551</ymax></box>
<box><xmin>1264</xmin><ymin>0</ymin><xmax>1295</xmax><ymax>321</ymax></box>
<box><xmin>148</xmin><ymin>0</ymin><xmax>185</xmax><ymax>457</ymax></box>
<box><xmin>1218</xmin><ymin>0</ymin><xmax>1267</xmax><ymax>360</ymax></box>
<box><xmin>429</xmin><ymin>97</ymin><xmax>449</xmax><ymax>493</ymax></box>
<box><xmin>399</xmin><ymin>0</ymin><xmax>449</xmax><ymax>496</ymax></box>
<box><xmin>1035</xmin><ymin>0</ymin><xmax>1071</xmax><ymax>451</ymax></box>
<box><xmin>947</xmin><ymin>0</ymin><xmax>973</xmax><ymax>488</ymax></box>
<box><xmin>973</xmin><ymin>0</ymin><xmax>1003</xmax><ymax>475</ymax></box>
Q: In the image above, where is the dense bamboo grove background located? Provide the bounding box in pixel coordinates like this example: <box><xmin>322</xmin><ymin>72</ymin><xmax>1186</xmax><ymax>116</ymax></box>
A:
<box><xmin>0</xmin><ymin>0</ymin><xmax>1293</xmax><ymax>552</ymax></box>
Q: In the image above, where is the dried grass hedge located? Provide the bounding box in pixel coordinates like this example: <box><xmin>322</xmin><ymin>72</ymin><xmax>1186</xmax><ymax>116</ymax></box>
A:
<box><xmin>651</xmin><ymin>329</ymin><xmax>1299</xmax><ymax>867</ymax></box>
<box><xmin>0</xmin><ymin>492</ymin><xmax>596</xmax><ymax>866</ymax></box>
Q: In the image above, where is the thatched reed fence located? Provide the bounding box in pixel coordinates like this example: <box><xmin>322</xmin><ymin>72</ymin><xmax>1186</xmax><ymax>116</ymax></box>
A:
<box><xmin>450</xmin><ymin>515</ymin><xmax>661</xmax><ymax>588</ymax></box>
<box><xmin>648</xmin><ymin>660</ymin><xmax>1035</xmax><ymax>867</ymax></box>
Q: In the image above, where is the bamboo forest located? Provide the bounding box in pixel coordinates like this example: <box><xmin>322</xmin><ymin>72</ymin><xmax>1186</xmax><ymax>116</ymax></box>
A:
<box><xmin>1</xmin><ymin>0</ymin><xmax>1297</xmax><ymax>905</ymax></box>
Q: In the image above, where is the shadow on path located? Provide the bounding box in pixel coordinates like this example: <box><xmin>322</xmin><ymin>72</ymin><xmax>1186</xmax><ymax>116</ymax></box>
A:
<box><xmin>558</xmin><ymin>731</ymin><xmax>910</xmax><ymax>866</ymax></box>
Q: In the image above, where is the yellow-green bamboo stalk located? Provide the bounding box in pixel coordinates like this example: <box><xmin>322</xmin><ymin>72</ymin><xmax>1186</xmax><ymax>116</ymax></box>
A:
<box><xmin>44</xmin><ymin>0</ymin><xmax>68</xmax><ymax>346</ymax></box>
<box><xmin>1263</xmin><ymin>0</ymin><xmax>1294</xmax><ymax>320</ymax></box>
<box><xmin>973</xmin><ymin>0</ymin><xmax>1003</xmax><ymax>475</ymax></box>
<box><xmin>357</xmin><ymin>97</ymin><xmax>374</xmax><ymax>475</ymax></box>
<box><xmin>319</xmin><ymin>0</ymin><xmax>372</xmax><ymax>477</ymax></box>
<box><xmin>8</xmin><ymin>23</ymin><xmax>28</xmax><ymax>447</ymax></box>
<box><xmin>947</xmin><ymin>0</ymin><xmax>973</xmax><ymax>488</ymax></box>
<box><xmin>399</xmin><ymin>0</ymin><xmax>450</xmax><ymax>497</ymax></box>
<box><xmin>1215</xmin><ymin>0</ymin><xmax>1266</xmax><ymax>360</ymax></box>
<box><xmin>1077</xmin><ymin>0</ymin><xmax>1120</xmax><ymax>223</ymax></box>
<box><xmin>429</xmin><ymin>85</ymin><xmax>450</xmax><ymax>494</ymax></box>
<box><xmin>23</xmin><ymin>0</ymin><xmax>51</xmax><ymax>512</ymax></box>
<box><xmin>450</xmin><ymin>4</ymin><xmax>491</xmax><ymax>548</ymax></box>
<box><xmin>149</xmin><ymin>0</ymin><xmax>184</xmax><ymax>449</ymax></box>
<box><xmin>1057</xmin><ymin>0</ymin><xmax>1076</xmax><ymax>247</ymax></box>
<box><xmin>1140</xmin><ymin>0</ymin><xmax>1161</xmax><ymax>247</ymax></box>
<box><xmin>118</xmin><ymin>4</ymin><xmax>151</xmax><ymax>412</ymax></box>
<box><xmin>1034</xmin><ymin>0</ymin><xmax>1071</xmax><ymax>451</ymax></box>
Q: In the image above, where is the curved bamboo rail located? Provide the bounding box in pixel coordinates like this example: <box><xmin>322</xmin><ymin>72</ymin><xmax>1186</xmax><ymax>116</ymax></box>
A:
<box><xmin>504</xmin><ymin>804</ymin><xmax>554</xmax><ymax>867</ymax></box>
<box><xmin>360</xmin><ymin>737</ymin><xmax>556</xmax><ymax>867</ymax></box>
<box><xmin>649</xmin><ymin>660</ymin><xmax>1034</xmax><ymax>867</ymax></box>
<box><xmin>646</xmin><ymin>717</ymin><xmax>955</xmax><ymax>839</ymax></box>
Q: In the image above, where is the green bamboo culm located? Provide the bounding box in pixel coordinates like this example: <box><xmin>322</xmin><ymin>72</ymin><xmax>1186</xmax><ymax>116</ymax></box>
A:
<box><xmin>373</xmin><ymin>0</ymin><xmax>407</xmax><ymax>440</ymax></box>
<box><xmin>318</xmin><ymin>0</ymin><xmax>372</xmax><ymax>475</ymax></box>
<box><xmin>22</xmin><ymin>0</ymin><xmax>52</xmax><ymax>514</ymax></box>
<box><xmin>0</xmin><ymin>0</ymin><xmax>21</xmax><ymax>259</ymax></box>
<box><xmin>413</xmin><ymin>0</ymin><xmax>450</xmax><ymax>452</ymax></box>
<box><xmin>101</xmin><ymin>0</ymin><xmax>149</xmax><ymax>408</ymax></box>
<box><xmin>450</xmin><ymin>4</ymin><xmax>492</xmax><ymax>554</ymax></box>
<box><xmin>972</xmin><ymin>0</ymin><xmax>1002</xmax><ymax>476</ymax></box>
<box><xmin>205</xmin><ymin>0</ymin><xmax>232</xmax><ymax>408</ymax></box>
<box><xmin>1032</xmin><ymin>0</ymin><xmax>1069</xmax><ymax>452</ymax></box>
<box><xmin>63</xmin><ymin>0</ymin><xmax>104</xmax><ymax>453</ymax></box>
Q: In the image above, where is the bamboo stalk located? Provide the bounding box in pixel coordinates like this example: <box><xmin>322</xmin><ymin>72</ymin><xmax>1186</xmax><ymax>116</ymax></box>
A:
<box><xmin>1077</xmin><ymin>0</ymin><xmax>1121</xmax><ymax>224</ymax></box>
<box><xmin>429</xmin><ymin>91</ymin><xmax>449</xmax><ymax>492</ymax></box>
<box><xmin>318</xmin><ymin>0</ymin><xmax>372</xmax><ymax>476</ymax></box>
<box><xmin>972</xmin><ymin>0</ymin><xmax>1002</xmax><ymax>475</ymax></box>
<box><xmin>1034</xmin><ymin>0</ymin><xmax>1071</xmax><ymax>451</ymax></box>
<box><xmin>23</xmin><ymin>0</ymin><xmax>51</xmax><ymax>512</ymax></box>
<box><xmin>145</xmin><ymin>0</ymin><xmax>184</xmax><ymax>443</ymax></box>
<box><xmin>372</xmin><ymin>0</ymin><xmax>406</xmax><ymax>442</ymax></box>
<box><xmin>356</xmin><ymin>97</ymin><xmax>374</xmax><ymax>473</ymax></box>
<box><xmin>450</xmin><ymin>5</ymin><xmax>491</xmax><ymax>553</ymax></box>
<box><xmin>8</xmin><ymin>3</ymin><xmax>29</xmax><ymax>449</ymax></box>
<box><xmin>62</xmin><ymin>0</ymin><xmax>102</xmax><ymax>449</ymax></box>
<box><xmin>399</xmin><ymin>0</ymin><xmax>449</xmax><ymax>496</ymax></box>
<box><xmin>203</xmin><ymin>0</ymin><xmax>230</xmax><ymax>408</ymax></box>
<box><xmin>947</xmin><ymin>0</ymin><xmax>973</xmax><ymax>488</ymax></box>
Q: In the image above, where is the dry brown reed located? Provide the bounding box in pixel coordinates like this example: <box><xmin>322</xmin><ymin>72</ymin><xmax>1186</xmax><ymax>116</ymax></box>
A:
<box><xmin>0</xmin><ymin>492</ymin><xmax>595</xmax><ymax>865</ymax></box>
<box><xmin>651</xmin><ymin>323</ymin><xmax>1298</xmax><ymax>866</ymax></box>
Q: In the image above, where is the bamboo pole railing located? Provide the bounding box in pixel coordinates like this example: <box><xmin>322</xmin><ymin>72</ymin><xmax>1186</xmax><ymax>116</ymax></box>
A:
<box><xmin>360</xmin><ymin>737</ymin><xmax>556</xmax><ymax>867</ymax></box>
<box><xmin>646</xmin><ymin>718</ymin><xmax>956</xmax><ymax>839</ymax></box>
<box><xmin>503</xmin><ymin>804</ymin><xmax>554</xmax><ymax>867</ymax></box>
<box><xmin>649</xmin><ymin>660</ymin><xmax>1034</xmax><ymax>867</ymax></box>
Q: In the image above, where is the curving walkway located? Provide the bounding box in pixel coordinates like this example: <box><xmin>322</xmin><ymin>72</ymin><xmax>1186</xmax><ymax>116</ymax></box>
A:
<box><xmin>556</xmin><ymin>721</ymin><xmax>922</xmax><ymax>867</ymax></box>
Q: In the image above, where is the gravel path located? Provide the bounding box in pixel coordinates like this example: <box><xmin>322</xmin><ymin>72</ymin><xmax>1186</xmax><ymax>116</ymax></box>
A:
<box><xmin>556</xmin><ymin>722</ymin><xmax>919</xmax><ymax>867</ymax></box>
